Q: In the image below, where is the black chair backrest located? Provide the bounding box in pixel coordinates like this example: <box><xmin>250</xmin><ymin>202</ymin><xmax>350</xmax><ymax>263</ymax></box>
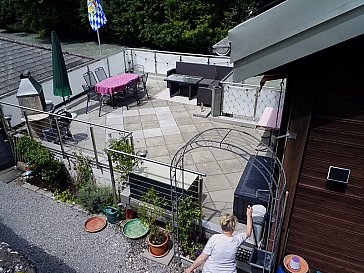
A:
<box><xmin>140</xmin><ymin>73</ymin><xmax>148</xmax><ymax>86</ymax></box>
<box><xmin>126</xmin><ymin>79</ymin><xmax>137</xmax><ymax>91</ymax></box>
<box><xmin>83</xmin><ymin>71</ymin><xmax>98</xmax><ymax>87</ymax></box>
<box><xmin>95</xmin><ymin>67</ymin><xmax>108</xmax><ymax>82</ymax></box>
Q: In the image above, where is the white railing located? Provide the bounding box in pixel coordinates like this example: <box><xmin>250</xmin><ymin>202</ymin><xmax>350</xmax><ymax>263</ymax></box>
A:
<box><xmin>1</xmin><ymin>47</ymin><xmax>230</xmax><ymax>127</ymax></box>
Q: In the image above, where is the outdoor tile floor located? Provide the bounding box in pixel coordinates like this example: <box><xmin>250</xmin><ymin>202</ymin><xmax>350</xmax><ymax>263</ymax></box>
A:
<box><xmin>68</xmin><ymin>75</ymin><xmax>268</xmax><ymax>230</ymax></box>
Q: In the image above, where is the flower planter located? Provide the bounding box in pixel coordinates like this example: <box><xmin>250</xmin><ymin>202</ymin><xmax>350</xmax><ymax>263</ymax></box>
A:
<box><xmin>147</xmin><ymin>231</ymin><xmax>169</xmax><ymax>257</ymax></box>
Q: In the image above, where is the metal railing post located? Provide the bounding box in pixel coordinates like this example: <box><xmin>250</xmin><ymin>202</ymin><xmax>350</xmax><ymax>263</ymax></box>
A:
<box><xmin>54</xmin><ymin>118</ymin><xmax>66</xmax><ymax>158</ymax></box>
<box><xmin>89</xmin><ymin>126</ymin><xmax>100</xmax><ymax>169</ymax></box>
<box><xmin>107</xmin><ymin>153</ymin><xmax>118</xmax><ymax>205</ymax></box>
<box><xmin>123</xmin><ymin>50</ymin><xmax>127</xmax><ymax>72</ymax></box>
<box><xmin>154</xmin><ymin>52</ymin><xmax>158</xmax><ymax>76</ymax></box>
<box><xmin>106</xmin><ymin>57</ymin><xmax>111</xmax><ymax>77</ymax></box>
<box><xmin>23</xmin><ymin>112</ymin><xmax>33</xmax><ymax>139</ymax></box>
<box><xmin>198</xmin><ymin>175</ymin><xmax>203</xmax><ymax>234</ymax></box>
<box><xmin>253</xmin><ymin>87</ymin><xmax>260</xmax><ymax>121</ymax></box>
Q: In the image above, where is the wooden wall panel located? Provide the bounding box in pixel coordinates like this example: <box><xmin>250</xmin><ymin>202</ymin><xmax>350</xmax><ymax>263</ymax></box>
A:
<box><xmin>284</xmin><ymin>35</ymin><xmax>364</xmax><ymax>273</ymax></box>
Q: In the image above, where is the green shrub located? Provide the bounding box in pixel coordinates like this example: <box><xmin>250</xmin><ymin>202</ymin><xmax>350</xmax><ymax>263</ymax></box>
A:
<box><xmin>16</xmin><ymin>135</ymin><xmax>65</xmax><ymax>189</ymax></box>
<box><xmin>73</xmin><ymin>151</ymin><xmax>95</xmax><ymax>189</ymax></box>
<box><xmin>76</xmin><ymin>182</ymin><xmax>114</xmax><ymax>214</ymax></box>
<box><xmin>54</xmin><ymin>189</ymin><xmax>76</xmax><ymax>204</ymax></box>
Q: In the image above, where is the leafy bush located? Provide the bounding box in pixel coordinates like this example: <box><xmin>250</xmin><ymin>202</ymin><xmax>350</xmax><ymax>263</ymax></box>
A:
<box><xmin>16</xmin><ymin>135</ymin><xmax>65</xmax><ymax>188</ymax></box>
<box><xmin>76</xmin><ymin>182</ymin><xmax>114</xmax><ymax>214</ymax></box>
<box><xmin>73</xmin><ymin>151</ymin><xmax>95</xmax><ymax>189</ymax></box>
<box><xmin>106</xmin><ymin>137</ymin><xmax>138</xmax><ymax>196</ymax></box>
<box><xmin>176</xmin><ymin>195</ymin><xmax>203</xmax><ymax>259</ymax></box>
<box><xmin>0</xmin><ymin>0</ymin><xmax>255</xmax><ymax>54</ymax></box>
<box><xmin>54</xmin><ymin>189</ymin><xmax>76</xmax><ymax>204</ymax></box>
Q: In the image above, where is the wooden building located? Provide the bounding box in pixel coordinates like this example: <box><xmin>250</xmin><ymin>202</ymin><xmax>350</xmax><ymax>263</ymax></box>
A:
<box><xmin>229</xmin><ymin>0</ymin><xmax>364</xmax><ymax>272</ymax></box>
<box><xmin>279</xmin><ymin>33</ymin><xmax>364</xmax><ymax>273</ymax></box>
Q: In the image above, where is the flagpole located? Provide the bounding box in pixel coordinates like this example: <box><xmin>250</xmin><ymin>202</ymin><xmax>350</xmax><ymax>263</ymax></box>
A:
<box><xmin>96</xmin><ymin>29</ymin><xmax>102</xmax><ymax>57</ymax></box>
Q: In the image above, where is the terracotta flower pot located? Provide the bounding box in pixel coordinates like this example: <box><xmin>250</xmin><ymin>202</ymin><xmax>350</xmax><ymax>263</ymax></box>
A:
<box><xmin>147</xmin><ymin>231</ymin><xmax>169</xmax><ymax>257</ymax></box>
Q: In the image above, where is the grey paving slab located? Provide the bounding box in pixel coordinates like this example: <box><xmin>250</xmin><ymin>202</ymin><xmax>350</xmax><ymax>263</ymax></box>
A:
<box><xmin>190</xmin><ymin>149</ymin><xmax>215</xmax><ymax>164</ymax></box>
<box><xmin>225</xmin><ymin>171</ymin><xmax>244</xmax><ymax>189</ymax></box>
<box><xmin>123</xmin><ymin>115</ymin><xmax>141</xmax><ymax>124</ymax></box>
<box><xmin>161</xmin><ymin>126</ymin><xmax>180</xmax><ymax>136</ymax></box>
<box><xmin>168</xmin><ymin>105</ymin><xmax>188</xmax><ymax>112</ymax></box>
<box><xmin>177</xmin><ymin>124</ymin><xmax>199</xmax><ymax>134</ymax></box>
<box><xmin>145</xmin><ymin>136</ymin><xmax>165</xmax><ymax>147</ymax></box>
<box><xmin>152</xmin><ymin>100</ymin><xmax>169</xmax><ymax>107</ymax></box>
<box><xmin>163</xmin><ymin>134</ymin><xmax>184</xmax><ymax>145</ymax></box>
<box><xmin>204</xmin><ymin>174</ymin><xmax>232</xmax><ymax>192</ymax></box>
<box><xmin>174</xmin><ymin>117</ymin><xmax>194</xmax><ymax>126</ymax></box>
<box><xmin>122</xmin><ymin>109</ymin><xmax>139</xmax><ymax>117</ymax></box>
<box><xmin>153</xmin><ymin>155</ymin><xmax>172</xmax><ymax>164</ymax></box>
<box><xmin>210</xmin><ymin>148</ymin><xmax>239</xmax><ymax>161</ymax></box>
<box><xmin>195</xmin><ymin>161</ymin><xmax>223</xmax><ymax>176</ymax></box>
<box><xmin>171</xmin><ymin>111</ymin><xmax>190</xmax><ymax>119</ymax></box>
<box><xmin>0</xmin><ymin>169</ymin><xmax>22</xmax><ymax>184</ymax></box>
<box><xmin>181</xmin><ymin>132</ymin><xmax>199</xmax><ymax>143</ymax></box>
<box><xmin>124</xmin><ymin>122</ymin><xmax>143</xmax><ymax>131</ymax></box>
<box><xmin>217</xmin><ymin>158</ymin><xmax>245</xmax><ymax>174</ymax></box>
<box><xmin>134</xmin><ymin>138</ymin><xmax>146</xmax><ymax>149</ymax></box>
<box><xmin>147</xmin><ymin>145</ymin><xmax>170</xmax><ymax>157</ymax></box>
<box><xmin>132</xmin><ymin>130</ymin><xmax>144</xmax><ymax>139</ymax></box>
<box><xmin>195</xmin><ymin>122</ymin><xmax>215</xmax><ymax>132</ymax></box>
<box><xmin>166</xmin><ymin>144</ymin><xmax>182</xmax><ymax>157</ymax></box>
<box><xmin>209</xmin><ymin>189</ymin><xmax>234</xmax><ymax>211</ymax></box>
<box><xmin>140</xmin><ymin>114</ymin><xmax>158</xmax><ymax>122</ymax></box>
<box><xmin>143</xmin><ymin>128</ymin><xmax>163</xmax><ymax>138</ymax></box>
<box><xmin>138</xmin><ymin>108</ymin><xmax>155</xmax><ymax>115</ymax></box>
<box><xmin>141</xmin><ymin>120</ymin><xmax>160</xmax><ymax>129</ymax></box>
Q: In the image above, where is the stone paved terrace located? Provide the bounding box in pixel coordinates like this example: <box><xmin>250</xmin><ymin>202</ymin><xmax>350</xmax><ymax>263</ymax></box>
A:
<box><xmin>66</xmin><ymin>75</ymin><xmax>269</xmax><ymax>231</ymax></box>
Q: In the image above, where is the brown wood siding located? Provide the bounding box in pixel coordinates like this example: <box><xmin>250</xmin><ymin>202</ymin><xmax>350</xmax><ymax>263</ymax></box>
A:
<box><xmin>285</xmin><ymin>36</ymin><xmax>364</xmax><ymax>273</ymax></box>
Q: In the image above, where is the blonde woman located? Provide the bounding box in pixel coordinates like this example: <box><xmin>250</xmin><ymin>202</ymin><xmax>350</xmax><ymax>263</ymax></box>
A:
<box><xmin>184</xmin><ymin>207</ymin><xmax>253</xmax><ymax>273</ymax></box>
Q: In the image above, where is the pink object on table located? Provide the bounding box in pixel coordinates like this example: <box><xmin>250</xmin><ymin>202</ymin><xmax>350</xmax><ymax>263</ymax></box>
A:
<box><xmin>95</xmin><ymin>73</ymin><xmax>139</xmax><ymax>95</ymax></box>
<box><xmin>256</xmin><ymin>107</ymin><xmax>282</xmax><ymax>129</ymax></box>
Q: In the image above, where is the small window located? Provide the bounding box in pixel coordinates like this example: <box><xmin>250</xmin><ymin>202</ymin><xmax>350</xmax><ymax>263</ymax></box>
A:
<box><xmin>327</xmin><ymin>166</ymin><xmax>350</xmax><ymax>184</ymax></box>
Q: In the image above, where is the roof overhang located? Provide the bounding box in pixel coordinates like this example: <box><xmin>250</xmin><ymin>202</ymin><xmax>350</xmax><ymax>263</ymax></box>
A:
<box><xmin>229</xmin><ymin>0</ymin><xmax>364</xmax><ymax>82</ymax></box>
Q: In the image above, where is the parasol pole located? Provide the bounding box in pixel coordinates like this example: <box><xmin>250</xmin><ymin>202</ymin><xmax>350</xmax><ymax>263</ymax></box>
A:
<box><xmin>96</xmin><ymin>29</ymin><xmax>102</xmax><ymax>57</ymax></box>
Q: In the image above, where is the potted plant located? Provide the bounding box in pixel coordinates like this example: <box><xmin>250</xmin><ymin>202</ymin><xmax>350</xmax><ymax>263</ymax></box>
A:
<box><xmin>139</xmin><ymin>187</ymin><xmax>169</xmax><ymax>257</ymax></box>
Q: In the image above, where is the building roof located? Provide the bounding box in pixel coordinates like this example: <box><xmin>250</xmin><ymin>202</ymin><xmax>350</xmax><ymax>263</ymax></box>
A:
<box><xmin>229</xmin><ymin>0</ymin><xmax>364</xmax><ymax>82</ymax></box>
<box><xmin>0</xmin><ymin>38</ymin><xmax>93</xmax><ymax>96</ymax></box>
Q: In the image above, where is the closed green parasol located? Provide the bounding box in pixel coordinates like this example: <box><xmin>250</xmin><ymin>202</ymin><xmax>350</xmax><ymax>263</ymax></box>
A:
<box><xmin>51</xmin><ymin>31</ymin><xmax>72</xmax><ymax>101</ymax></box>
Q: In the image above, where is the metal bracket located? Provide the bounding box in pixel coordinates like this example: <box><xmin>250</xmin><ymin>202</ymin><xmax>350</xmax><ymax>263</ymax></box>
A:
<box><xmin>274</xmin><ymin>132</ymin><xmax>297</xmax><ymax>140</ymax></box>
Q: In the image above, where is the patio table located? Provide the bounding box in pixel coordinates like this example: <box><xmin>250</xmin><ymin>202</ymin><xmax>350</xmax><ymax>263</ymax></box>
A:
<box><xmin>95</xmin><ymin>73</ymin><xmax>139</xmax><ymax>95</ymax></box>
<box><xmin>164</xmin><ymin>74</ymin><xmax>203</xmax><ymax>100</ymax></box>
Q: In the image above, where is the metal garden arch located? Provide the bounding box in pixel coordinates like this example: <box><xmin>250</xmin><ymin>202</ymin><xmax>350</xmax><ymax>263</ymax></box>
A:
<box><xmin>169</xmin><ymin>127</ymin><xmax>287</xmax><ymax>272</ymax></box>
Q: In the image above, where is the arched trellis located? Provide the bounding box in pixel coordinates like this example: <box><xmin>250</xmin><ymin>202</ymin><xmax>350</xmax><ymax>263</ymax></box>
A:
<box><xmin>169</xmin><ymin>127</ymin><xmax>287</xmax><ymax>272</ymax></box>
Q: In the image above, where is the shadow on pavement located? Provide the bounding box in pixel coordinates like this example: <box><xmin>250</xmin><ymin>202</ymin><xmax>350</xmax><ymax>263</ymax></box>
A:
<box><xmin>0</xmin><ymin>220</ymin><xmax>77</xmax><ymax>273</ymax></box>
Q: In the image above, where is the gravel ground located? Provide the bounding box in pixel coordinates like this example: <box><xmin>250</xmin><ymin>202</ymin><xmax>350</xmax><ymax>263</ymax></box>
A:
<box><xmin>0</xmin><ymin>181</ymin><xmax>183</xmax><ymax>273</ymax></box>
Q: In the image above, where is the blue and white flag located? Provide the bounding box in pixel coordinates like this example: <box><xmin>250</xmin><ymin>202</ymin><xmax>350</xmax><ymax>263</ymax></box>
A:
<box><xmin>87</xmin><ymin>0</ymin><xmax>107</xmax><ymax>31</ymax></box>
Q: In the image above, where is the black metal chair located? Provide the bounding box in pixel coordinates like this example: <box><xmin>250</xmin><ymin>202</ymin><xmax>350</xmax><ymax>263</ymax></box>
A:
<box><xmin>94</xmin><ymin>67</ymin><xmax>108</xmax><ymax>82</ymax></box>
<box><xmin>82</xmin><ymin>84</ymin><xmax>100</xmax><ymax>114</ymax></box>
<box><xmin>137</xmin><ymin>73</ymin><xmax>150</xmax><ymax>99</ymax></box>
<box><xmin>83</xmin><ymin>70</ymin><xmax>98</xmax><ymax>87</ymax></box>
<box><xmin>113</xmin><ymin>79</ymin><xmax>139</xmax><ymax>110</ymax></box>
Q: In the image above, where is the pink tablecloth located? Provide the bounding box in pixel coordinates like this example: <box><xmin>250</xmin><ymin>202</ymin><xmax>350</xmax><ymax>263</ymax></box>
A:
<box><xmin>256</xmin><ymin>107</ymin><xmax>282</xmax><ymax>129</ymax></box>
<box><xmin>95</xmin><ymin>73</ymin><xmax>139</xmax><ymax>95</ymax></box>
